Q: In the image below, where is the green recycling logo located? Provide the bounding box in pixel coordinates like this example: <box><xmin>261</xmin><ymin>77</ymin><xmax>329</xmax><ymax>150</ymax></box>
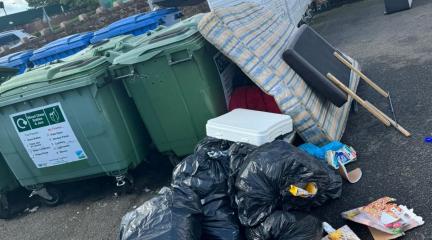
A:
<box><xmin>11</xmin><ymin>105</ymin><xmax>66</xmax><ymax>132</ymax></box>
<box><xmin>13</xmin><ymin>115</ymin><xmax>31</xmax><ymax>132</ymax></box>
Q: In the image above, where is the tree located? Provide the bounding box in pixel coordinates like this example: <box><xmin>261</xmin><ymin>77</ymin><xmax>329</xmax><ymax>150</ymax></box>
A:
<box><xmin>60</xmin><ymin>0</ymin><xmax>99</xmax><ymax>9</ymax></box>
<box><xmin>26</xmin><ymin>0</ymin><xmax>99</xmax><ymax>9</ymax></box>
<box><xmin>26</xmin><ymin>0</ymin><xmax>60</xmax><ymax>8</ymax></box>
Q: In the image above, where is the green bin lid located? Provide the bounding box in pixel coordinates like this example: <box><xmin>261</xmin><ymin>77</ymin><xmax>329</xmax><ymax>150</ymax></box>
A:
<box><xmin>65</xmin><ymin>34</ymin><xmax>137</xmax><ymax>61</ymax></box>
<box><xmin>66</xmin><ymin>25</ymin><xmax>171</xmax><ymax>63</ymax></box>
<box><xmin>0</xmin><ymin>57</ymin><xmax>110</xmax><ymax>107</ymax></box>
<box><xmin>113</xmin><ymin>14</ymin><xmax>204</xmax><ymax>66</ymax></box>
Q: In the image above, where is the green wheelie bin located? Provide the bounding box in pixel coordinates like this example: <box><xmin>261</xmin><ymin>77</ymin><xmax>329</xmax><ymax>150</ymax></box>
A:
<box><xmin>111</xmin><ymin>15</ymin><xmax>228</xmax><ymax>159</ymax></box>
<box><xmin>0</xmin><ymin>154</ymin><xmax>20</xmax><ymax>218</ymax></box>
<box><xmin>0</xmin><ymin>56</ymin><xmax>150</xmax><ymax>205</ymax></box>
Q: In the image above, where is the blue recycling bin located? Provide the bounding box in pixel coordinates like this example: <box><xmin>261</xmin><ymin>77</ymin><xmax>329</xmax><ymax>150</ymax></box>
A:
<box><xmin>30</xmin><ymin>32</ymin><xmax>94</xmax><ymax>66</ymax></box>
<box><xmin>90</xmin><ymin>8</ymin><xmax>181</xmax><ymax>44</ymax></box>
<box><xmin>0</xmin><ymin>50</ymin><xmax>33</xmax><ymax>74</ymax></box>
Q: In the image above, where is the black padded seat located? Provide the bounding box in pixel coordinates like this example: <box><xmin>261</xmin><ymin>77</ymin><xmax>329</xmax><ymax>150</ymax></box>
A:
<box><xmin>283</xmin><ymin>25</ymin><xmax>351</xmax><ymax>107</ymax></box>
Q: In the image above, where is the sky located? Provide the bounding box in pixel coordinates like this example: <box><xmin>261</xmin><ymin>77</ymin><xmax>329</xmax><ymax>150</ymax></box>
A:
<box><xmin>0</xmin><ymin>0</ymin><xmax>29</xmax><ymax>16</ymax></box>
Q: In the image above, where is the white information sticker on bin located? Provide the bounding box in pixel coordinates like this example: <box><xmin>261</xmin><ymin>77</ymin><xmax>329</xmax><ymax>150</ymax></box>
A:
<box><xmin>10</xmin><ymin>103</ymin><xmax>87</xmax><ymax>168</ymax></box>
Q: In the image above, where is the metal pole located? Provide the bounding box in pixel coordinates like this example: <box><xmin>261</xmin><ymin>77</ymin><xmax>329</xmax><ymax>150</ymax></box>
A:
<box><xmin>42</xmin><ymin>7</ymin><xmax>53</xmax><ymax>32</ymax></box>
<box><xmin>147</xmin><ymin>0</ymin><xmax>155</xmax><ymax>11</ymax></box>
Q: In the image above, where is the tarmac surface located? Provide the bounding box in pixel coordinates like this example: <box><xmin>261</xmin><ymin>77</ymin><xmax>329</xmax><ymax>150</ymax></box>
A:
<box><xmin>1</xmin><ymin>0</ymin><xmax>432</xmax><ymax>239</ymax></box>
<box><xmin>0</xmin><ymin>152</ymin><xmax>174</xmax><ymax>240</ymax></box>
<box><xmin>312</xmin><ymin>0</ymin><xmax>432</xmax><ymax>239</ymax></box>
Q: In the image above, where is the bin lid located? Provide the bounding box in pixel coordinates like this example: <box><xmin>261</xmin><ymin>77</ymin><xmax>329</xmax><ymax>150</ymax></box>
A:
<box><xmin>206</xmin><ymin>108</ymin><xmax>293</xmax><ymax>146</ymax></box>
<box><xmin>90</xmin><ymin>8</ymin><xmax>179</xmax><ymax>43</ymax></box>
<box><xmin>30</xmin><ymin>32</ymin><xmax>94</xmax><ymax>62</ymax></box>
<box><xmin>69</xmin><ymin>26</ymin><xmax>168</xmax><ymax>62</ymax></box>
<box><xmin>0</xmin><ymin>50</ymin><xmax>33</xmax><ymax>67</ymax></box>
<box><xmin>63</xmin><ymin>35</ymin><xmax>130</xmax><ymax>61</ymax></box>
<box><xmin>113</xmin><ymin>14</ymin><xmax>204</xmax><ymax>65</ymax></box>
<box><xmin>69</xmin><ymin>34</ymin><xmax>139</xmax><ymax>61</ymax></box>
<box><xmin>0</xmin><ymin>56</ymin><xmax>109</xmax><ymax>106</ymax></box>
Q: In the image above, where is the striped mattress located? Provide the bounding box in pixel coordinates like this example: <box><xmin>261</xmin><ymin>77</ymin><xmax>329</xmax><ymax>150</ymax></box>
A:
<box><xmin>197</xmin><ymin>3</ymin><xmax>360</xmax><ymax>145</ymax></box>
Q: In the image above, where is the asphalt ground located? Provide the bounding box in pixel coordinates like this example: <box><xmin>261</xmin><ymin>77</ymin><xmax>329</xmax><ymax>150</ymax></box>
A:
<box><xmin>0</xmin><ymin>152</ymin><xmax>174</xmax><ymax>240</ymax></box>
<box><xmin>1</xmin><ymin>0</ymin><xmax>432</xmax><ymax>239</ymax></box>
<box><xmin>311</xmin><ymin>0</ymin><xmax>432</xmax><ymax>239</ymax></box>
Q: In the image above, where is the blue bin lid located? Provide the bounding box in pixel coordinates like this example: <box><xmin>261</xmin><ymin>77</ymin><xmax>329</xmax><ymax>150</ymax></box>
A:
<box><xmin>0</xmin><ymin>50</ymin><xmax>33</xmax><ymax>68</ymax></box>
<box><xmin>90</xmin><ymin>8</ymin><xmax>179</xmax><ymax>44</ymax></box>
<box><xmin>30</xmin><ymin>32</ymin><xmax>94</xmax><ymax>63</ymax></box>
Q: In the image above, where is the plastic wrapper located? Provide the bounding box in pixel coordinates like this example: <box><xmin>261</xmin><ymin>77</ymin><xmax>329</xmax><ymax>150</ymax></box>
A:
<box><xmin>299</xmin><ymin>141</ymin><xmax>344</xmax><ymax>160</ymax></box>
<box><xmin>245</xmin><ymin>211</ymin><xmax>322</xmax><ymax>240</ymax></box>
<box><xmin>235</xmin><ymin>140</ymin><xmax>342</xmax><ymax>227</ymax></box>
<box><xmin>118</xmin><ymin>186</ymin><xmax>202</xmax><ymax>240</ymax></box>
<box><xmin>172</xmin><ymin>137</ymin><xmax>241</xmax><ymax>240</ymax></box>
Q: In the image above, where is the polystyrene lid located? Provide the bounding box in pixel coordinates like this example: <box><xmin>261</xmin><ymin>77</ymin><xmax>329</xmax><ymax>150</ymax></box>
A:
<box><xmin>207</xmin><ymin>109</ymin><xmax>292</xmax><ymax>136</ymax></box>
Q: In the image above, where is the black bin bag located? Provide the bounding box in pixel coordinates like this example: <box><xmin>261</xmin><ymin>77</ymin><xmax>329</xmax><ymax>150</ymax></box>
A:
<box><xmin>227</xmin><ymin>143</ymin><xmax>257</xmax><ymax>210</ymax></box>
<box><xmin>118</xmin><ymin>186</ymin><xmax>202</xmax><ymax>240</ymax></box>
<box><xmin>172</xmin><ymin>137</ymin><xmax>241</xmax><ymax>240</ymax></box>
<box><xmin>172</xmin><ymin>137</ymin><xmax>231</xmax><ymax>198</ymax></box>
<box><xmin>201</xmin><ymin>194</ymin><xmax>241</xmax><ymax>240</ymax></box>
<box><xmin>235</xmin><ymin>140</ymin><xmax>342</xmax><ymax>227</ymax></box>
<box><xmin>245</xmin><ymin>211</ymin><xmax>323</xmax><ymax>240</ymax></box>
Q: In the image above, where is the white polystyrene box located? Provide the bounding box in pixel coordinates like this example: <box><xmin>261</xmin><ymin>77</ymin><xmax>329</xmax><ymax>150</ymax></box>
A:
<box><xmin>206</xmin><ymin>109</ymin><xmax>293</xmax><ymax>146</ymax></box>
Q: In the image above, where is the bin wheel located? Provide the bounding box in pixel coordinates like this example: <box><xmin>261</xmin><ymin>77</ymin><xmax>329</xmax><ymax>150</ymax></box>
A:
<box><xmin>40</xmin><ymin>187</ymin><xmax>62</xmax><ymax>207</ymax></box>
<box><xmin>0</xmin><ymin>194</ymin><xmax>11</xmax><ymax>219</ymax></box>
<box><xmin>116</xmin><ymin>174</ymin><xmax>135</xmax><ymax>195</ymax></box>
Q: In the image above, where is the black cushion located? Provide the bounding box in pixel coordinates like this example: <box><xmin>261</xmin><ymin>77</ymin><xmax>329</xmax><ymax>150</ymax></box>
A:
<box><xmin>384</xmin><ymin>0</ymin><xmax>412</xmax><ymax>14</ymax></box>
<box><xmin>282</xmin><ymin>25</ymin><xmax>350</xmax><ymax>107</ymax></box>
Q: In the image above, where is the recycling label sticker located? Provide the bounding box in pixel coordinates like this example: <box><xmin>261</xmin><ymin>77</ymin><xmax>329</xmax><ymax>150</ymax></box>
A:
<box><xmin>10</xmin><ymin>103</ymin><xmax>87</xmax><ymax>168</ymax></box>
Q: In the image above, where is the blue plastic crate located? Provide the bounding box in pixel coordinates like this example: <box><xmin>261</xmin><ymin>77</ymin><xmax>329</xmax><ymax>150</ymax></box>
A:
<box><xmin>30</xmin><ymin>32</ymin><xmax>94</xmax><ymax>65</ymax></box>
<box><xmin>90</xmin><ymin>8</ymin><xmax>181</xmax><ymax>44</ymax></box>
<box><xmin>0</xmin><ymin>50</ymin><xmax>34</xmax><ymax>74</ymax></box>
